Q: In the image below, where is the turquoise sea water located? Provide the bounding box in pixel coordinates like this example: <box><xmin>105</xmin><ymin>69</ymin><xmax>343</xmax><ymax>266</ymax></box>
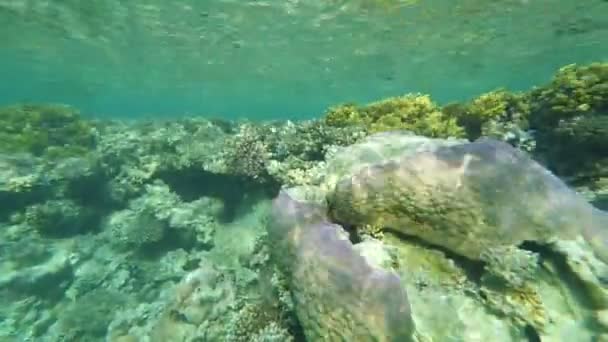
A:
<box><xmin>1</xmin><ymin>0</ymin><xmax>607</xmax><ymax>119</ymax></box>
<box><xmin>1</xmin><ymin>1</ymin><xmax>608</xmax><ymax>341</ymax></box>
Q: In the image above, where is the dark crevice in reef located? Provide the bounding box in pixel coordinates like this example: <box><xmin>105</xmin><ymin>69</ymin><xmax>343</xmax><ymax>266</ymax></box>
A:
<box><xmin>157</xmin><ymin>167</ymin><xmax>280</xmax><ymax>223</ymax></box>
<box><xmin>0</xmin><ymin>186</ymin><xmax>51</xmax><ymax>221</ymax></box>
<box><xmin>65</xmin><ymin>171</ymin><xmax>113</xmax><ymax>209</ymax></box>
<box><xmin>66</xmin><ymin>172</ymin><xmax>115</xmax><ymax>233</ymax></box>
<box><xmin>524</xmin><ymin>324</ymin><xmax>541</xmax><ymax>342</ymax></box>
<box><xmin>591</xmin><ymin>193</ymin><xmax>608</xmax><ymax>210</ymax></box>
<box><xmin>290</xmin><ymin>324</ymin><xmax>306</xmax><ymax>342</ymax></box>
<box><xmin>338</xmin><ymin>222</ymin><xmax>363</xmax><ymax>244</ymax></box>
<box><xmin>137</xmin><ymin>227</ymin><xmax>198</xmax><ymax>260</ymax></box>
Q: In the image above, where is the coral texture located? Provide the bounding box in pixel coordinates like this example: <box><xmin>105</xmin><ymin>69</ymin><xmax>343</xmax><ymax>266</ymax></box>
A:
<box><xmin>328</xmin><ymin>135</ymin><xmax>607</xmax><ymax>262</ymax></box>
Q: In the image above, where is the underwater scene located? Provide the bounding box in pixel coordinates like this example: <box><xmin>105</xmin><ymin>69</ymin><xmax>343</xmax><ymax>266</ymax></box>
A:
<box><xmin>1</xmin><ymin>1</ymin><xmax>608</xmax><ymax>341</ymax></box>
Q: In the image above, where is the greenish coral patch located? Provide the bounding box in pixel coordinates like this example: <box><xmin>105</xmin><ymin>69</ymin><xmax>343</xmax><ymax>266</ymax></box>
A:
<box><xmin>446</xmin><ymin>89</ymin><xmax>531</xmax><ymax>142</ymax></box>
<box><xmin>529</xmin><ymin>62</ymin><xmax>608</xmax><ymax>181</ymax></box>
<box><xmin>24</xmin><ymin>199</ymin><xmax>98</xmax><ymax>237</ymax></box>
<box><xmin>0</xmin><ymin>104</ymin><xmax>96</xmax><ymax>158</ymax></box>
<box><xmin>530</xmin><ymin>63</ymin><xmax>608</xmax><ymax>127</ymax></box>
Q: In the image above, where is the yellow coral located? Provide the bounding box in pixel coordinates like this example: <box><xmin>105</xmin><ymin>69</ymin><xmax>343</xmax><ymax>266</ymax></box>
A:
<box><xmin>506</xmin><ymin>286</ymin><xmax>547</xmax><ymax>329</ymax></box>
<box><xmin>447</xmin><ymin>89</ymin><xmax>530</xmax><ymax>140</ymax></box>
<box><xmin>530</xmin><ymin>62</ymin><xmax>608</xmax><ymax>126</ymax></box>
<box><xmin>468</xmin><ymin>90</ymin><xmax>512</xmax><ymax>120</ymax></box>
<box><xmin>324</xmin><ymin>104</ymin><xmax>363</xmax><ymax>127</ymax></box>
<box><xmin>359</xmin><ymin>223</ymin><xmax>385</xmax><ymax>239</ymax></box>
<box><xmin>324</xmin><ymin>93</ymin><xmax>465</xmax><ymax>139</ymax></box>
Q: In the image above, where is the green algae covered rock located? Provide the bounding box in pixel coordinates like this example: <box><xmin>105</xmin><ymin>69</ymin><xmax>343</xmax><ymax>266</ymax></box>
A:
<box><xmin>0</xmin><ymin>103</ymin><xmax>96</xmax><ymax>158</ymax></box>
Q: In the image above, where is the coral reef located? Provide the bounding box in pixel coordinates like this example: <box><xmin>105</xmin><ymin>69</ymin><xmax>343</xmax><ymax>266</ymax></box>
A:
<box><xmin>269</xmin><ymin>189</ymin><xmax>414</xmax><ymax>341</ymax></box>
<box><xmin>0</xmin><ymin>61</ymin><xmax>607</xmax><ymax>341</ymax></box>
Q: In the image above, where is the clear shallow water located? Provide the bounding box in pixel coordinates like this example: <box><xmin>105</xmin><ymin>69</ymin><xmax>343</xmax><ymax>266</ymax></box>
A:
<box><xmin>1</xmin><ymin>0</ymin><xmax>607</xmax><ymax>119</ymax></box>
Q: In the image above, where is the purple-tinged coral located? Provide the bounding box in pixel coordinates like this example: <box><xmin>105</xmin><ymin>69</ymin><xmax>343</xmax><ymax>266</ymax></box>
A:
<box><xmin>269</xmin><ymin>190</ymin><xmax>414</xmax><ymax>342</ymax></box>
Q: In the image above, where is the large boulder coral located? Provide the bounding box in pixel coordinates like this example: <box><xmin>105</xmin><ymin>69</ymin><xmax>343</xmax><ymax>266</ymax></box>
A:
<box><xmin>314</xmin><ymin>132</ymin><xmax>608</xmax><ymax>339</ymax></box>
<box><xmin>268</xmin><ymin>189</ymin><xmax>415</xmax><ymax>342</ymax></box>
<box><xmin>321</xmin><ymin>131</ymin><xmax>466</xmax><ymax>193</ymax></box>
<box><xmin>328</xmin><ymin>135</ymin><xmax>607</xmax><ymax>263</ymax></box>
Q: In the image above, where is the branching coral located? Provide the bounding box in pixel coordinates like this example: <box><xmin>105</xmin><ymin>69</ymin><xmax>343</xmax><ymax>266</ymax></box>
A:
<box><xmin>224</xmin><ymin>120</ymin><xmax>366</xmax><ymax>186</ymax></box>
<box><xmin>323</xmin><ymin>103</ymin><xmax>364</xmax><ymax>127</ymax></box>
<box><xmin>225</xmin><ymin>124</ymin><xmax>272</xmax><ymax>181</ymax></box>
